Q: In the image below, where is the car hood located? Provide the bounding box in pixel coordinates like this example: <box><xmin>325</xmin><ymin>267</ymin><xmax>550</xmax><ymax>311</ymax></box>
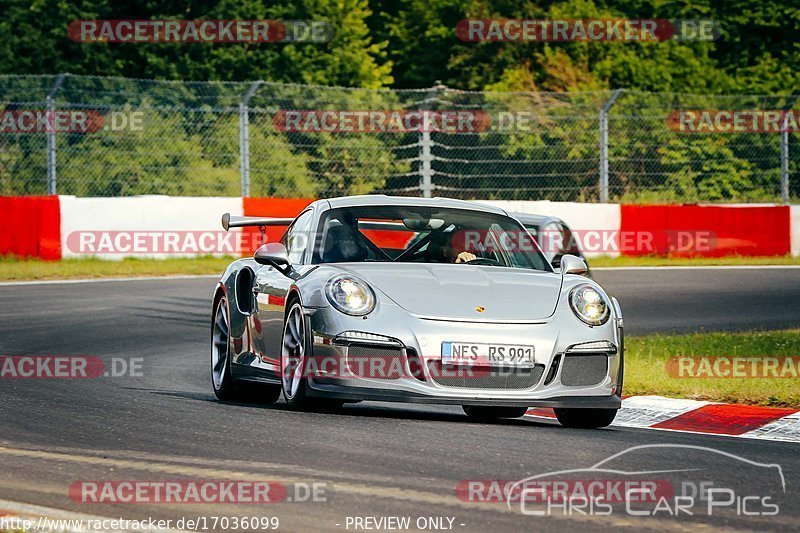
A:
<box><xmin>338</xmin><ymin>263</ymin><xmax>562</xmax><ymax>322</ymax></box>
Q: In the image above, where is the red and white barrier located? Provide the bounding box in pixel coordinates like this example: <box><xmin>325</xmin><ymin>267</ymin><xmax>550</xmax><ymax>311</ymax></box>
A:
<box><xmin>621</xmin><ymin>204</ymin><xmax>791</xmax><ymax>257</ymax></box>
<box><xmin>0</xmin><ymin>196</ymin><xmax>61</xmax><ymax>260</ymax></box>
<box><xmin>792</xmin><ymin>205</ymin><xmax>800</xmax><ymax>257</ymax></box>
<box><xmin>1</xmin><ymin>195</ymin><xmax>798</xmax><ymax>260</ymax></box>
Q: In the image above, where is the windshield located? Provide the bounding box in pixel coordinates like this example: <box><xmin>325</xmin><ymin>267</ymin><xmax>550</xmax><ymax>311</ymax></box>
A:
<box><xmin>312</xmin><ymin>205</ymin><xmax>551</xmax><ymax>272</ymax></box>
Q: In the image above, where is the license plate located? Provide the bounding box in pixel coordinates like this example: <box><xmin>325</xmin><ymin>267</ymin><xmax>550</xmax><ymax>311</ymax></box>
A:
<box><xmin>441</xmin><ymin>342</ymin><xmax>535</xmax><ymax>367</ymax></box>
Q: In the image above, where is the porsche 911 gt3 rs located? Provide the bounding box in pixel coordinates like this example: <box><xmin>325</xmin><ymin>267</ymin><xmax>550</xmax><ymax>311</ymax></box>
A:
<box><xmin>211</xmin><ymin>195</ymin><xmax>623</xmax><ymax>428</ymax></box>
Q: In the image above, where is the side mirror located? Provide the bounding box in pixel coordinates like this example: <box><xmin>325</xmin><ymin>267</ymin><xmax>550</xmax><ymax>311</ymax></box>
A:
<box><xmin>559</xmin><ymin>254</ymin><xmax>588</xmax><ymax>276</ymax></box>
<box><xmin>254</xmin><ymin>243</ymin><xmax>290</xmax><ymax>270</ymax></box>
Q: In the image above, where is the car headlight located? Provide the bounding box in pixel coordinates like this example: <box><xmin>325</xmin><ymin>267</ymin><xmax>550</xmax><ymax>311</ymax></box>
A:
<box><xmin>569</xmin><ymin>284</ymin><xmax>609</xmax><ymax>326</ymax></box>
<box><xmin>325</xmin><ymin>275</ymin><xmax>376</xmax><ymax>316</ymax></box>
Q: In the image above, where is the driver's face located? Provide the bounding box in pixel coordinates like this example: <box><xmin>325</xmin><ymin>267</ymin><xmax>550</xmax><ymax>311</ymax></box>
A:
<box><xmin>430</xmin><ymin>232</ymin><xmax>458</xmax><ymax>262</ymax></box>
<box><xmin>432</xmin><ymin>237</ymin><xmax>455</xmax><ymax>262</ymax></box>
<box><xmin>442</xmin><ymin>240</ymin><xmax>455</xmax><ymax>261</ymax></box>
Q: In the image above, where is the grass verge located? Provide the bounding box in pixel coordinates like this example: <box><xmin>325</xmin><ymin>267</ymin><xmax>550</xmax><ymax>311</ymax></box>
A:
<box><xmin>626</xmin><ymin>329</ymin><xmax>800</xmax><ymax>407</ymax></box>
<box><xmin>592</xmin><ymin>254</ymin><xmax>800</xmax><ymax>267</ymax></box>
<box><xmin>0</xmin><ymin>255</ymin><xmax>234</xmax><ymax>281</ymax></box>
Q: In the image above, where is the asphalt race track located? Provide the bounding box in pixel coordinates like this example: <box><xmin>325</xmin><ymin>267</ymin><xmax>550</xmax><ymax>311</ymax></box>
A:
<box><xmin>593</xmin><ymin>267</ymin><xmax>800</xmax><ymax>334</ymax></box>
<box><xmin>1</xmin><ymin>267</ymin><xmax>799</xmax><ymax>532</ymax></box>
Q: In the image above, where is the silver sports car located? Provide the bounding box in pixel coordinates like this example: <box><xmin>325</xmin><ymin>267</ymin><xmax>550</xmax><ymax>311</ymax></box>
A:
<box><xmin>211</xmin><ymin>195</ymin><xmax>624</xmax><ymax>428</ymax></box>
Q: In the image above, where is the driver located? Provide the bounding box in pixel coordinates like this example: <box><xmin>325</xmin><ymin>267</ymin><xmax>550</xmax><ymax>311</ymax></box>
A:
<box><xmin>428</xmin><ymin>231</ymin><xmax>476</xmax><ymax>264</ymax></box>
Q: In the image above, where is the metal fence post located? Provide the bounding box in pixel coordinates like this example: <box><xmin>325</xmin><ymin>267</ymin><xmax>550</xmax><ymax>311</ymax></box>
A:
<box><xmin>599</xmin><ymin>89</ymin><xmax>624</xmax><ymax>203</ymax></box>
<box><xmin>239</xmin><ymin>81</ymin><xmax>263</xmax><ymax>197</ymax></box>
<box><xmin>418</xmin><ymin>82</ymin><xmax>443</xmax><ymax>198</ymax></box>
<box><xmin>781</xmin><ymin>92</ymin><xmax>800</xmax><ymax>203</ymax></box>
<box><xmin>782</xmin><ymin>123</ymin><xmax>790</xmax><ymax>203</ymax></box>
<box><xmin>419</xmin><ymin>132</ymin><xmax>433</xmax><ymax>198</ymax></box>
<box><xmin>46</xmin><ymin>74</ymin><xmax>67</xmax><ymax>195</ymax></box>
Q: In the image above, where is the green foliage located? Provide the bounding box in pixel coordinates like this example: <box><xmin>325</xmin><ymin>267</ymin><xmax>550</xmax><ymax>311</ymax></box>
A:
<box><xmin>57</xmin><ymin>107</ymin><xmax>231</xmax><ymax>196</ymax></box>
<box><xmin>1</xmin><ymin>1</ymin><xmax>797</xmax><ymax>95</ymax></box>
<box><xmin>373</xmin><ymin>0</ymin><xmax>799</xmax><ymax>94</ymax></box>
<box><xmin>0</xmin><ymin>0</ymin><xmax>393</xmax><ymax>88</ymax></box>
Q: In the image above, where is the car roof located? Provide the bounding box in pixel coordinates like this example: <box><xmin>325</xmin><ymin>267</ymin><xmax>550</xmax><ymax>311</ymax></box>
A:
<box><xmin>511</xmin><ymin>212</ymin><xmax>565</xmax><ymax>227</ymax></box>
<box><xmin>319</xmin><ymin>195</ymin><xmax>508</xmax><ymax>215</ymax></box>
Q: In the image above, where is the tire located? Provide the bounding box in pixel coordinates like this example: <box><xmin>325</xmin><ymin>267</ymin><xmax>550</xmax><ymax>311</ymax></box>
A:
<box><xmin>554</xmin><ymin>408</ymin><xmax>618</xmax><ymax>428</ymax></box>
<box><xmin>281</xmin><ymin>302</ymin><xmax>343</xmax><ymax>411</ymax></box>
<box><xmin>462</xmin><ymin>405</ymin><xmax>528</xmax><ymax>420</ymax></box>
<box><xmin>211</xmin><ymin>295</ymin><xmax>237</xmax><ymax>401</ymax></box>
<box><xmin>212</xmin><ymin>295</ymin><xmax>281</xmax><ymax>403</ymax></box>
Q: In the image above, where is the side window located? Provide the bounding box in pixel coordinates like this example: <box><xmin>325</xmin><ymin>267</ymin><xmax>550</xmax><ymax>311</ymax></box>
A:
<box><xmin>541</xmin><ymin>222</ymin><xmax>562</xmax><ymax>263</ymax></box>
<box><xmin>282</xmin><ymin>210</ymin><xmax>314</xmax><ymax>264</ymax></box>
<box><xmin>560</xmin><ymin>222</ymin><xmax>581</xmax><ymax>256</ymax></box>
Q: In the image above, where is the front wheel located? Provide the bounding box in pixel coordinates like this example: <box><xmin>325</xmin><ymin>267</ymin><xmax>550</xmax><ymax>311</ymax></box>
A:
<box><xmin>554</xmin><ymin>408</ymin><xmax>618</xmax><ymax>428</ymax></box>
<box><xmin>462</xmin><ymin>406</ymin><xmax>528</xmax><ymax>420</ymax></box>
<box><xmin>281</xmin><ymin>302</ymin><xmax>342</xmax><ymax>411</ymax></box>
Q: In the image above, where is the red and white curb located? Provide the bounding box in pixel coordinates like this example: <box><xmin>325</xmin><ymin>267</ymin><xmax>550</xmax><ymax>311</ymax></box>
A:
<box><xmin>525</xmin><ymin>395</ymin><xmax>800</xmax><ymax>443</ymax></box>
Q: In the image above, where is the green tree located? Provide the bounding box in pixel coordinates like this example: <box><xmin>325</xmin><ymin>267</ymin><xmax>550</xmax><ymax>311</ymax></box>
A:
<box><xmin>57</xmin><ymin>106</ymin><xmax>227</xmax><ymax>196</ymax></box>
<box><xmin>0</xmin><ymin>0</ymin><xmax>393</xmax><ymax>88</ymax></box>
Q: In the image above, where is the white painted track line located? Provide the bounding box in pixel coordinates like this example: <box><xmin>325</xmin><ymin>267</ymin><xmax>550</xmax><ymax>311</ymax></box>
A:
<box><xmin>0</xmin><ymin>275</ymin><xmax>219</xmax><ymax>286</ymax></box>
<box><xmin>592</xmin><ymin>265</ymin><xmax>800</xmax><ymax>271</ymax></box>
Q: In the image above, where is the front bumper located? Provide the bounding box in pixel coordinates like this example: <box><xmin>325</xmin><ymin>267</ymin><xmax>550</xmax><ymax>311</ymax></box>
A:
<box><xmin>307</xmin><ymin>384</ymin><xmax>621</xmax><ymax>409</ymax></box>
<box><xmin>304</xmin><ymin>299</ymin><xmax>623</xmax><ymax>408</ymax></box>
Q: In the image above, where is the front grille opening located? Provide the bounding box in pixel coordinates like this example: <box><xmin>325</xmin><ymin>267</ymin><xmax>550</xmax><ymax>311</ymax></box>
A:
<box><xmin>543</xmin><ymin>354</ymin><xmax>562</xmax><ymax>386</ymax></box>
<box><xmin>346</xmin><ymin>345</ymin><xmax>406</xmax><ymax>380</ymax></box>
<box><xmin>560</xmin><ymin>354</ymin><xmax>608</xmax><ymax>387</ymax></box>
<box><xmin>427</xmin><ymin>361</ymin><xmax>545</xmax><ymax>390</ymax></box>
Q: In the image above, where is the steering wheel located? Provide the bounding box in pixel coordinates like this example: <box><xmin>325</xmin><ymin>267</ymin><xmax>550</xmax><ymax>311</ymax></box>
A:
<box><xmin>465</xmin><ymin>257</ymin><xmax>503</xmax><ymax>266</ymax></box>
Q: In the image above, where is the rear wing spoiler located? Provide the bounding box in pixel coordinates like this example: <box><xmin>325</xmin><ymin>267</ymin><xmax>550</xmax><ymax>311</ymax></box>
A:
<box><xmin>221</xmin><ymin>213</ymin><xmax>294</xmax><ymax>231</ymax></box>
